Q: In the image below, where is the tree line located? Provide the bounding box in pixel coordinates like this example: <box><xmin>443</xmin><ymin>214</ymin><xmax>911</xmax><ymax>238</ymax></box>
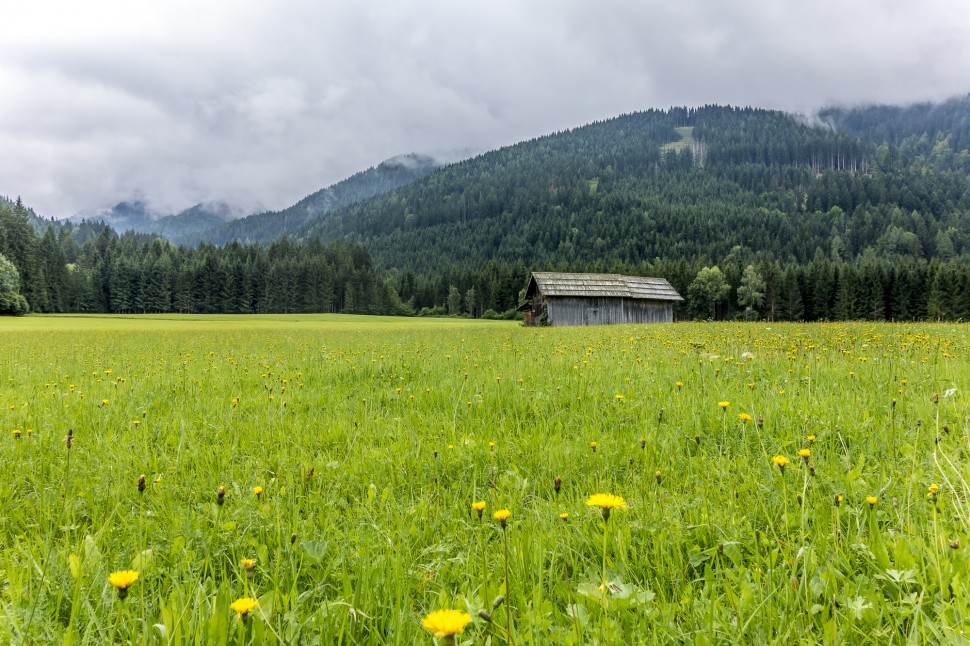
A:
<box><xmin>0</xmin><ymin>199</ymin><xmax>408</xmax><ymax>316</ymax></box>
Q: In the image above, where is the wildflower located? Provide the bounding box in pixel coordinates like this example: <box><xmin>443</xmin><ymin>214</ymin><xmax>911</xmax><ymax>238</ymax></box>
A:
<box><xmin>928</xmin><ymin>483</ymin><xmax>940</xmax><ymax>497</ymax></box>
<box><xmin>26</xmin><ymin>428</ymin><xmax>33</xmax><ymax>436</ymax></box>
<box><xmin>559</xmin><ymin>512</ymin><xmax>569</xmax><ymax>521</ymax></box>
<box><xmin>421</xmin><ymin>608</ymin><xmax>472</xmax><ymax>639</ymax></box>
<box><xmin>834</xmin><ymin>494</ymin><xmax>843</xmax><ymax>506</ymax></box>
<box><xmin>655</xmin><ymin>470</ymin><xmax>662</xmax><ymax>484</ymax></box>
<box><xmin>241</xmin><ymin>558</ymin><xmax>257</xmax><ymax>573</ymax></box>
<box><xmin>772</xmin><ymin>455</ymin><xmax>790</xmax><ymax>472</ymax></box>
<box><xmin>738</xmin><ymin>413</ymin><xmax>752</xmax><ymax>424</ymax></box>
<box><xmin>108</xmin><ymin>570</ymin><xmax>139</xmax><ymax>599</ymax></box>
<box><xmin>614</xmin><ymin>394</ymin><xmax>625</xmax><ymax>400</ymax></box>
<box><xmin>866</xmin><ymin>496</ymin><xmax>878</xmax><ymax>508</ymax></box>
<box><xmin>217</xmin><ymin>485</ymin><xmax>226</xmax><ymax>505</ymax></box>
<box><xmin>231</xmin><ymin>597</ymin><xmax>258</xmax><ymax>621</ymax></box>
<box><xmin>12</xmin><ymin>429</ymin><xmax>21</xmax><ymax>439</ymax></box>
<box><xmin>138</xmin><ymin>474</ymin><xmax>146</xmax><ymax>493</ymax></box>
<box><xmin>488</xmin><ymin>441</ymin><xmax>495</xmax><ymax>451</ymax></box>
<box><xmin>492</xmin><ymin>508</ymin><xmax>511</xmax><ymax>528</ymax></box>
<box><xmin>131</xmin><ymin>420</ymin><xmax>141</xmax><ymax>426</ymax></box>
<box><xmin>798</xmin><ymin>448</ymin><xmax>811</xmax><ymax>462</ymax></box>
<box><xmin>590</xmin><ymin>441</ymin><xmax>598</xmax><ymax>452</ymax></box>
<box><xmin>675</xmin><ymin>381</ymin><xmax>684</xmax><ymax>389</ymax></box>
<box><xmin>806</xmin><ymin>434</ymin><xmax>816</xmax><ymax>442</ymax></box>
<box><xmin>718</xmin><ymin>401</ymin><xmax>730</xmax><ymax>410</ymax></box>
<box><xmin>472</xmin><ymin>501</ymin><xmax>486</xmax><ymax>519</ymax></box>
<box><xmin>252</xmin><ymin>486</ymin><xmax>263</xmax><ymax>497</ymax></box>
<box><xmin>101</xmin><ymin>399</ymin><xmax>109</xmax><ymax>406</ymax></box>
<box><xmin>586</xmin><ymin>493</ymin><xmax>627</xmax><ymax>521</ymax></box>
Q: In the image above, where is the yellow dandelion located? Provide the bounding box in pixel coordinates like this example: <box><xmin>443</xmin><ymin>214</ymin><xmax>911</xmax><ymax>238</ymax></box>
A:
<box><xmin>772</xmin><ymin>454</ymin><xmax>790</xmax><ymax>471</ymax></box>
<box><xmin>471</xmin><ymin>501</ymin><xmax>486</xmax><ymax>519</ymax></box>
<box><xmin>252</xmin><ymin>486</ymin><xmax>263</xmax><ymax>497</ymax></box>
<box><xmin>488</xmin><ymin>441</ymin><xmax>495</xmax><ymax>450</ymax></box>
<box><xmin>241</xmin><ymin>558</ymin><xmax>256</xmax><ymax>571</ymax></box>
<box><xmin>866</xmin><ymin>496</ymin><xmax>878</xmax><ymax>508</ymax></box>
<box><xmin>12</xmin><ymin>429</ymin><xmax>21</xmax><ymax>439</ymax></box>
<box><xmin>107</xmin><ymin>570</ymin><xmax>139</xmax><ymax>599</ymax></box>
<box><xmin>798</xmin><ymin>448</ymin><xmax>811</xmax><ymax>461</ymax></box>
<box><xmin>559</xmin><ymin>512</ymin><xmax>569</xmax><ymax>520</ymax></box>
<box><xmin>586</xmin><ymin>493</ymin><xmax>627</xmax><ymax>521</ymax></box>
<box><xmin>928</xmin><ymin>483</ymin><xmax>940</xmax><ymax>496</ymax></box>
<box><xmin>675</xmin><ymin>381</ymin><xmax>684</xmax><ymax>389</ymax></box>
<box><xmin>421</xmin><ymin>608</ymin><xmax>472</xmax><ymax>639</ymax></box>
<box><xmin>230</xmin><ymin>597</ymin><xmax>258</xmax><ymax>619</ymax></box>
<box><xmin>718</xmin><ymin>401</ymin><xmax>730</xmax><ymax>410</ymax></box>
<box><xmin>738</xmin><ymin>413</ymin><xmax>753</xmax><ymax>424</ymax></box>
<box><xmin>806</xmin><ymin>434</ymin><xmax>816</xmax><ymax>442</ymax></box>
<box><xmin>492</xmin><ymin>508</ymin><xmax>511</xmax><ymax>528</ymax></box>
<box><xmin>614</xmin><ymin>394</ymin><xmax>625</xmax><ymax>400</ymax></box>
<box><xmin>589</xmin><ymin>441</ymin><xmax>598</xmax><ymax>452</ymax></box>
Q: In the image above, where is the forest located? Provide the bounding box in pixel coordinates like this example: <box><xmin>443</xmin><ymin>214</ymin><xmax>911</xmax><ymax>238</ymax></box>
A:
<box><xmin>2</xmin><ymin>98</ymin><xmax>970</xmax><ymax>320</ymax></box>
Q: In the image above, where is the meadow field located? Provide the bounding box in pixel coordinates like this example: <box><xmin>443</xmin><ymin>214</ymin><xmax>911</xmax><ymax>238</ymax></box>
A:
<box><xmin>1</xmin><ymin>315</ymin><xmax>968</xmax><ymax>644</ymax></box>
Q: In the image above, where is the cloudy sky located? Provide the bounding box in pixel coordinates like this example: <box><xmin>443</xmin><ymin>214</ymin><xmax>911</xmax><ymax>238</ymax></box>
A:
<box><xmin>2</xmin><ymin>0</ymin><xmax>969</xmax><ymax>218</ymax></box>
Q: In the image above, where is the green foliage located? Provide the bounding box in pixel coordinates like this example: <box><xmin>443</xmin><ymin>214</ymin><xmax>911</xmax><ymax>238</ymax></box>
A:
<box><xmin>688</xmin><ymin>266</ymin><xmax>731</xmax><ymax>320</ymax></box>
<box><xmin>0</xmin><ymin>252</ymin><xmax>19</xmax><ymax>292</ymax></box>
<box><xmin>737</xmin><ymin>264</ymin><xmax>766</xmax><ymax>320</ymax></box>
<box><xmin>0</xmin><ymin>290</ymin><xmax>29</xmax><ymax>315</ymax></box>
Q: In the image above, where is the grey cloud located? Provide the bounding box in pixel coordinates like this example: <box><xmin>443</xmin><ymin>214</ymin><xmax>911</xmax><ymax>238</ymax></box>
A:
<box><xmin>1</xmin><ymin>0</ymin><xmax>969</xmax><ymax>218</ymax></box>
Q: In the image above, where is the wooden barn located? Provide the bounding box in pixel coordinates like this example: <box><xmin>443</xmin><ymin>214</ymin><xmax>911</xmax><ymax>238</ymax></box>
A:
<box><xmin>519</xmin><ymin>272</ymin><xmax>683</xmax><ymax>326</ymax></box>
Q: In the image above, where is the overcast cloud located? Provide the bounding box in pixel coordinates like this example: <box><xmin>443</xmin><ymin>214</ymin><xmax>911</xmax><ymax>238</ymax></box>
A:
<box><xmin>2</xmin><ymin>0</ymin><xmax>969</xmax><ymax>218</ymax></box>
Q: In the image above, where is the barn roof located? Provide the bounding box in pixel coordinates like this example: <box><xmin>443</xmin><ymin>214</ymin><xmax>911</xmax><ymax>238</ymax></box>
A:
<box><xmin>528</xmin><ymin>272</ymin><xmax>684</xmax><ymax>301</ymax></box>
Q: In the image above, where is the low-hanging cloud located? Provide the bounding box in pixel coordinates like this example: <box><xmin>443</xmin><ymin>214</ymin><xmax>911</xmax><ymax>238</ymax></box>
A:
<box><xmin>2</xmin><ymin>0</ymin><xmax>969</xmax><ymax>218</ymax></box>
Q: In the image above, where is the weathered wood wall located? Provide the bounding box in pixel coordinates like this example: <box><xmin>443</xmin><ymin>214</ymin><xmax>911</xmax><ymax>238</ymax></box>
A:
<box><xmin>546</xmin><ymin>297</ymin><xmax>672</xmax><ymax>326</ymax></box>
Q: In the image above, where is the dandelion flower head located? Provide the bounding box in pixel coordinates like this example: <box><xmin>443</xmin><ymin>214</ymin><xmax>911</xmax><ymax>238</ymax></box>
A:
<box><xmin>108</xmin><ymin>570</ymin><xmax>139</xmax><ymax>590</ymax></box>
<box><xmin>586</xmin><ymin>493</ymin><xmax>627</xmax><ymax>511</ymax></box>
<box><xmin>421</xmin><ymin>608</ymin><xmax>472</xmax><ymax>638</ymax></box>
<box><xmin>231</xmin><ymin>597</ymin><xmax>258</xmax><ymax>617</ymax></box>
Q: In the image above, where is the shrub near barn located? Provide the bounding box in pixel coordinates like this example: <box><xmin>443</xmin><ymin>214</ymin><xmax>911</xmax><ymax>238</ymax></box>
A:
<box><xmin>0</xmin><ymin>252</ymin><xmax>28</xmax><ymax>315</ymax></box>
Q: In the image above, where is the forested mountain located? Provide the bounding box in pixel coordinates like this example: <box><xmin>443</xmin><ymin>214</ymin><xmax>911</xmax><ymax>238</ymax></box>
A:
<box><xmin>180</xmin><ymin>153</ymin><xmax>444</xmax><ymax>246</ymax></box>
<box><xmin>4</xmin><ymin>98</ymin><xmax>970</xmax><ymax>320</ymax></box>
<box><xmin>296</xmin><ymin>103</ymin><xmax>970</xmax><ymax>272</ymax></box>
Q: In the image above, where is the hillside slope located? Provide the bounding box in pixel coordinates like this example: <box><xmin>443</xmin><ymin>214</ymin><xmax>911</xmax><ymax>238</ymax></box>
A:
<box><xmin>290</xmin><ymin>102</ymin><xmax>970</xmax><ymax>272</ymax></box>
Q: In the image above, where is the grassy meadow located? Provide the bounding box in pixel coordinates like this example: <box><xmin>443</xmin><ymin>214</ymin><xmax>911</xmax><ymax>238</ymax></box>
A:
<box><xmin>1</xmin><ymin>314</ymin><xmax>969</xmax><ymax>644</ymax></box>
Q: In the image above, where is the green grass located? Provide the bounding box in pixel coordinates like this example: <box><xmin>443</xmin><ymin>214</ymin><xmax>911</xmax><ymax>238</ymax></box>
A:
<box><xmin>661</xmin><ymin>126</ymin><xmax>695</xmax><ymax>153</ymax></box>
<box><xmin>1</xmin><ymin>315</ymin><xmax>968</xmax><ymax>644</ymax></box>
